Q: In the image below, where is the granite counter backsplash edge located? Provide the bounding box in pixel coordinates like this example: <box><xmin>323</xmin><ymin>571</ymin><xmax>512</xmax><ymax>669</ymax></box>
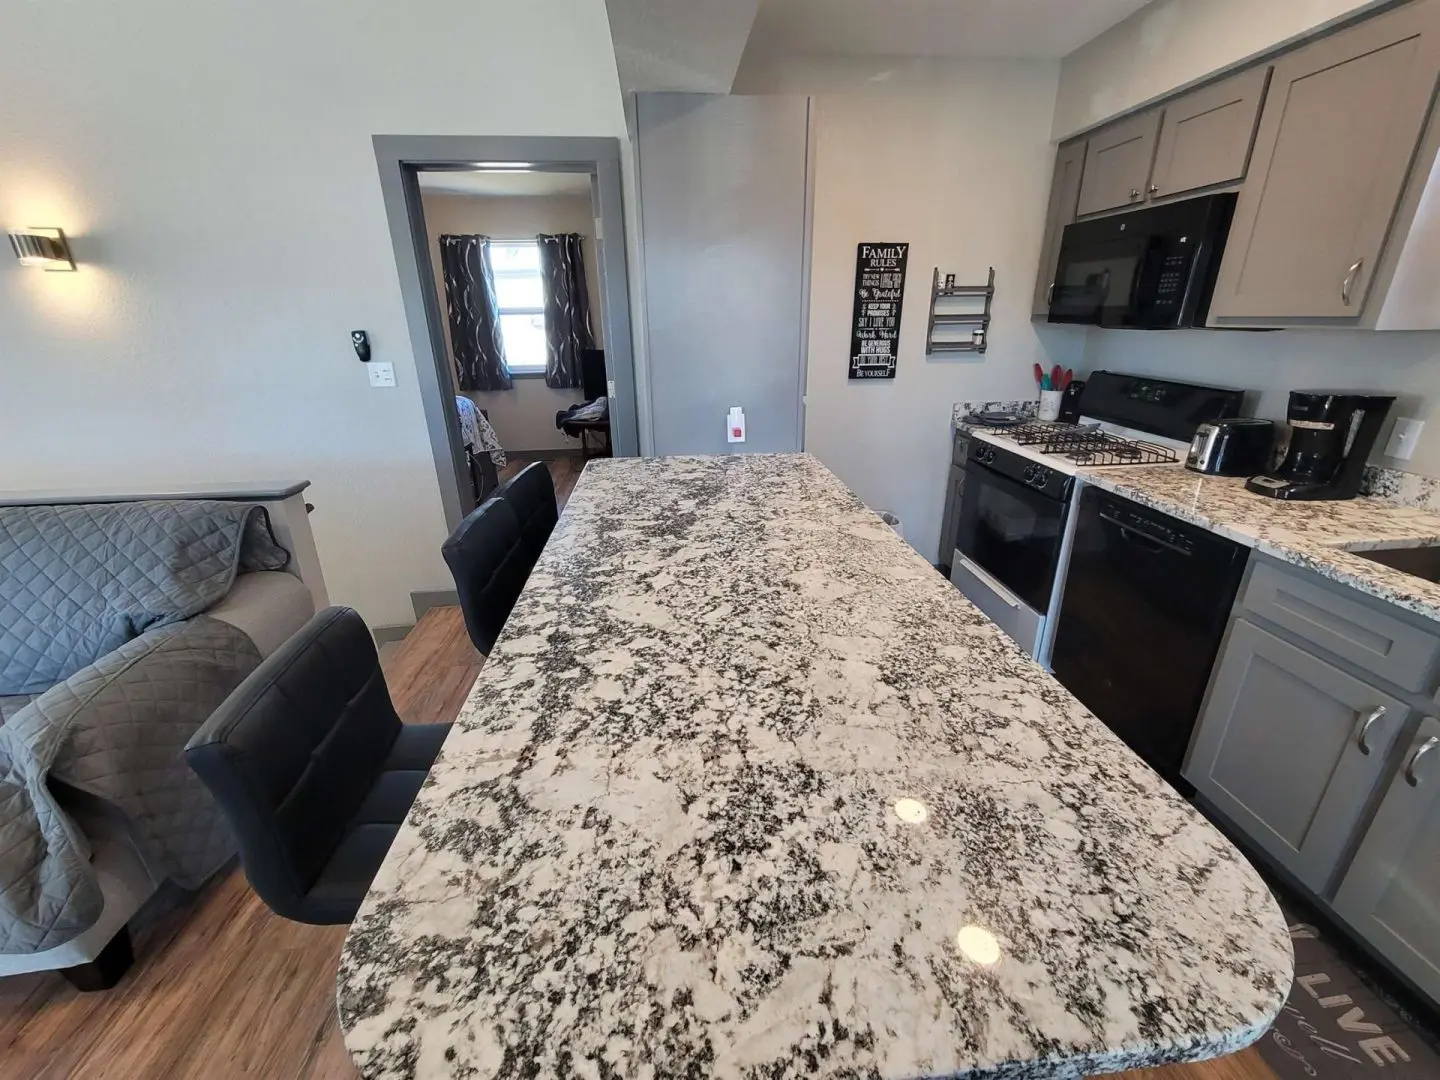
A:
<box><xmin>951</xmin><ymin>401</ymin><xmax>1037</xmax><ymax>428</ymax></box>
<box><xmin>1361</xmin><ymin>465</ymin><xmax>1440</xmax><ymax>512</ymax></box>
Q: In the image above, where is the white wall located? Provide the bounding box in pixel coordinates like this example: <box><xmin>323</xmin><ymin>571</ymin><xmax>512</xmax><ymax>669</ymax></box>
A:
<box><xmin>420</xmin><ymin>191</ymin><xmax>602</xmax><ymax>452</ymax></box>
<box><xmin>1054</xmin><ymin>0</ymin><xmax>1385</xmax><ymax>138</ymax></box>
<box><xmin>1082</xmin><ymin>329</ymin><xmax>1440</xmax><ymax>475</ymax></box>
<box><xmin>0</xmin><ymin>0</ymin><xmax>625</xmax><ymax>628</ymax></box>
<box><xmin>733</xmin><ymin>55</ymin><xmax>1086</xmax><ymax>563</ymax></box>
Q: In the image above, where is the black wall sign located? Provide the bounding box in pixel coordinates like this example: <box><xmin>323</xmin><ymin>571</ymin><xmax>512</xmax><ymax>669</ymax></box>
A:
<box><xmin>848</xmin><ymin>242</ymin><xmax>909</xmax><ymax>380</ymax></box>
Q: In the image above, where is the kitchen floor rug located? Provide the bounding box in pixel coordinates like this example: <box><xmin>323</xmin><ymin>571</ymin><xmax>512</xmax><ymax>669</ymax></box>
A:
<box><xmin>1257</xmin><ymin>893</ymin><xmax>1440</xmax><ymax>1080</ymax></box>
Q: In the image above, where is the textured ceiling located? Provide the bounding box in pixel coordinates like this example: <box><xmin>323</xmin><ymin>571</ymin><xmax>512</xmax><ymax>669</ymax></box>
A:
<box><xmin>745</xmin><ymin>0</ymin><xmax>1155</xmax><ymax>60</ymax></box>
<box><xmin>415</xmin><ymin>171</ymin><xmax>593</xmax><ymax>199</ymax></box>
<box><xmin>604</xmin><ymin>0</ymin><xmax>761</xmax><ymax>91</ymax></box>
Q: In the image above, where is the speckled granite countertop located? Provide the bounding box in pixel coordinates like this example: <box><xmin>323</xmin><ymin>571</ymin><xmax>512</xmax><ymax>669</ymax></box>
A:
<box><xmin>1078</xmin><ymin>465</ymin><xmax>1440</xmax><ymax>623</ymax></box>
<box><xmin>337</xmin><ymin>454</ymin><xmax>1291</xmax><ymax>1080</ymax></box>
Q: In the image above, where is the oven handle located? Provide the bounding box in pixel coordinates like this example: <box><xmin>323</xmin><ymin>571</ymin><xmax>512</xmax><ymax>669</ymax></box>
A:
<box><xmin>955</xmin><ymin>553</ymin><xmax>1022</xmax><ymax>610</ymax></box>
<box><xmin>1097</xmin><ymin>511</ymin><xmax>1193</xmax><ymax>558</ymax></box>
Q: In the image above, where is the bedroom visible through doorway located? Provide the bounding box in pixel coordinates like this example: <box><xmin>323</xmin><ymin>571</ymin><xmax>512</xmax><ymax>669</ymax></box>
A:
<box><xmin>373</xmin><ymin>135</ymin><xmax>636</xmax><ymax>533</ymax></box>
<box><xmin>413</xmin><ymin>166</ymin><xmax>613</xmax><ymax>509</ymax></box>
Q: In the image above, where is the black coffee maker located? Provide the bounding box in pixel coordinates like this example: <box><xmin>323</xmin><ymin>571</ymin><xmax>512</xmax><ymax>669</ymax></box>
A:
<box><xmin>1246</xmin><ymin>391</ymin><xmax>1395</xmax><ymax>500</ymax></box>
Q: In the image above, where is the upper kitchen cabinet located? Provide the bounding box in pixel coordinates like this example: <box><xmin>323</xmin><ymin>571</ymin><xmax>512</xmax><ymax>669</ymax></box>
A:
<box><xmin>1332</xmin><ymin>716</ymin><xmax>1440</xmax><ymax>1003</ymax></box>
<box><xmin>1210</xmin><ymin>0</ymin><xmax>1440</xmax><ymax>322</ymax></box>
<box><xmin>1032</xmin><ymin>139</ymin><xmax>1086</xmax><ymax>316</ymax></box>
<box><xmin>1150</xmin><ymin>66</ymin><xmax>1270</xmax><ymax>200</ymax></box>
<box><xmin>1076</xmin><ymin>111</ymin><xmax>1161</xmax><ymax>217</ymax></box>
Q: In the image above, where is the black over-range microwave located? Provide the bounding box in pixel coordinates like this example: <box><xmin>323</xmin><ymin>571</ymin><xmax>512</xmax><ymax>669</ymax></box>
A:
<box><xmin>1047</xmin><ymin>192</ymin><xmax>1237</xmax><ymax>329</ymax></box>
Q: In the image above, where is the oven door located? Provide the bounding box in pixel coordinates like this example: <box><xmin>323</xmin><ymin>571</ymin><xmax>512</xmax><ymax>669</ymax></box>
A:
<box><xmin>955</xmin><ymin>461</ymin><xmax>1067</xmax><ymax>615</ymax></box>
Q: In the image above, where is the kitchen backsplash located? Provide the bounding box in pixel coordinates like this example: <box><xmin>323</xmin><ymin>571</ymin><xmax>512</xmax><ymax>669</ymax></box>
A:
<box><xmin>1362</xmin><ymin>466</ymin><xmax>1440</xmax><ymax>512</ymax></box>
<box><xmin>1078</xmin><ymin>329</ymin><xmax>1440</xmax><ymax>480</ymax></box>
<box><xmin>951</xmin><ymin>401</ymin><xmax>1037</xmax><ymax>426</ymax></box>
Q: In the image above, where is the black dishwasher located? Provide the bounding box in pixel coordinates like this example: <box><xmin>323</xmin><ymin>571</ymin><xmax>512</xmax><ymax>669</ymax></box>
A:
<box><xmin>1050</xmin><ymin>487</ymin><xmax>1249</xmax><ymax>785</ymax></box>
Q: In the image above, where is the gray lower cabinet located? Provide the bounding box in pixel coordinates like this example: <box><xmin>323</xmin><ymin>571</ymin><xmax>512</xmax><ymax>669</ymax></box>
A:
<box><xmin>1332</xmin><ymin>716</ymin><xmax>1440</xmax><ymax>1002</ymax></box>
<box><xmin>1031</xmin><ymin>139</ymin><xmax>1086</xmax><ymax>316</ymax></box>
<box><xmin>1240</xmin><ymin>559</ymin><xmax>1440</xmax><ymax>692</ymax></box>
<box><xmin>1185</xmin><ymin>618</ymin><xmax>1410</xmax><ymax>893</ymax></box>
<box><xmin>1076</xmin><ymin>110</ymin><xmax>1162</xmax><ymax>217</ymax></box>
<box><xmin>1149</xmin><ymin>65</ymin><xmax>1269</xmax><ymax>200</ymax></box>
<box><xmin>1210</xmin><ymin>0</ymin><xmax>1440</xmax><ymax>321</ymax></box>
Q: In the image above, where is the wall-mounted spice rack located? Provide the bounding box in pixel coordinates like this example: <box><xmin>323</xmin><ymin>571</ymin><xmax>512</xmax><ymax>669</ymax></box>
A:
<box><xmin>926</xmin><ymin>266</ymin><xmax>995</xmax><ymax>355</ymax></box>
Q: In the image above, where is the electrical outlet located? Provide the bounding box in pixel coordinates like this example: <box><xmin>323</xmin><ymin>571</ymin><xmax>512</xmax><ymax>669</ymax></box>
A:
<box><xmin>1385</xmin><ymin>417</ymin><xmax>1423</xmax><ymax>460</ymax></box>
<box><xmin>367</xmin><ymin>362</ymin><xmax>396</xmax><ymax>388</ymax></box>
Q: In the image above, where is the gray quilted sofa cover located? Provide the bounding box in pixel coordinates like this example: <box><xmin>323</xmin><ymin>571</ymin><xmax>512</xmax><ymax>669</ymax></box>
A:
<box><xmin>0</xmin><ymin>501</ymin><xmax>287</xmax><ymax>954</ymax></box>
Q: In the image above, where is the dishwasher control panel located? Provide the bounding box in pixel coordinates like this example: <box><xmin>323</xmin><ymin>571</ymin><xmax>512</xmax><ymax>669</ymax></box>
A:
<box><xmin>1099</xmin><ymin>498</ymin><xmax>1196</xmax><ymax>555</ymax></box>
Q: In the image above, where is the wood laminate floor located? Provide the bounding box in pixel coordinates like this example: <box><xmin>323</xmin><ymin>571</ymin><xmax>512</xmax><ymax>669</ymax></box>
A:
<box><xmin>0</xmin><ymin>456</ymin><xmax>1281</xmax><ymax>1078</ymax></box>
<box><xmin>498</xmin><ymin>454</ymin><xmax>585</xmax><ymax>512</ymax></box>
<box><xmin>0</xmin><ymin>607</ymin><xmax>485</xmax><ymax>1080</ymax></box>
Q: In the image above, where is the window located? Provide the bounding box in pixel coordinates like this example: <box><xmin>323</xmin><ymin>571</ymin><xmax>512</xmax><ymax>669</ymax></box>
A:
<box><xmin>490</xmin><ymin>240</ymin><xmax>547</xmax><ymax>373</ymax></box>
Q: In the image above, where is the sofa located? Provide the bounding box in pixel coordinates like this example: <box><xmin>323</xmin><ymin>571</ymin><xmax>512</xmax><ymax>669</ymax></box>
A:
<box><xmin>0</xmin><ymin>484</ymin><xmax>325</xmax><ymax>989</ymax></box>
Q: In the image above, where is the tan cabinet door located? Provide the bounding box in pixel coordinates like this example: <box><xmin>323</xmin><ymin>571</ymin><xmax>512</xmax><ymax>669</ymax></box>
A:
<box><xmin>1076</xmin><ymin>110</ymin><xmax>1161</xmax><ymax>217</ymax></box>
<box><xmin>1031</xmin><ymin>139</ymin><xmax>1086</xmax><ymax>316</ymax></box>
<box><xmin>1211</xmin><ymin>0</ymin><xmax>1440</xmax><ymax>321</ymax></box>
<box><xmin>1150</xmin><ymin>66</ymin><xmax>1270</xmax><ymax>199</ymax></box>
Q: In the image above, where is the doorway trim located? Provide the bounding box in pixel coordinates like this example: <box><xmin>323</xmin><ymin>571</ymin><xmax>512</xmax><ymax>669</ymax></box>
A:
<box><xmin>373</xmin><ymin>135</ymin><xmax>638</xmax><ymax>534</ymax></box>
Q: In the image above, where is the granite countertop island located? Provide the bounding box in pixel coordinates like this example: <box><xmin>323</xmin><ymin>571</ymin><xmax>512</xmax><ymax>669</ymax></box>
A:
<box><xmin>337</xmin><ymin>454</ymin><xmax>1292</xmax><ymax>1080</ymax></box>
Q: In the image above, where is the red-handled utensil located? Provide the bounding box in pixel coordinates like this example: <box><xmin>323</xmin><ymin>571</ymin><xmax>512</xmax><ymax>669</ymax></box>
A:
<box><xmin>1052</xmin><ymin>364</ymin><xmax>1063</xmax><ymax>390</ymax></box>
<box><xmin>1034</xmin><ymin>362</ymin><xmax>1045</xmax><ymax>388</ymax></box>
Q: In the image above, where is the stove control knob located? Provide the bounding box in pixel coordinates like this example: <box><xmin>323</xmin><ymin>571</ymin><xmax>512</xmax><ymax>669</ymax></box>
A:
<box><xmin>1023</xmin><ymin>465</ymin><xmax>1037</xmax><ymax>483</ymax></box>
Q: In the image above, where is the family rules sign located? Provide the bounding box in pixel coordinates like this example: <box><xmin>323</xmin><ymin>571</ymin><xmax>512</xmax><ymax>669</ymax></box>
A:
<box><xmin>848</xmin><ymin>242</ymin><xmax>909</xmax><ymax>380</ymax></box>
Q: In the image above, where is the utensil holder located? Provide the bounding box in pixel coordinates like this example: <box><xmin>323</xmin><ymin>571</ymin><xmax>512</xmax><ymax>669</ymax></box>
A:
<box><xmin>1038</xmin><ymin>389</ymin><xmax>1064</xmax><ymax>423</ymax></box>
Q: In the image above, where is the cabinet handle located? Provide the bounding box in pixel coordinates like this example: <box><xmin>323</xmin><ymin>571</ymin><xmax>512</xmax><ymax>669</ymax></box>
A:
<box><xmin>1356</xmin><ymin>705</ymin><xmax>1386</xmax><ymax>755</ymax></box>
<box><xmin>956</xmin><ymin>554</ymin><xmax>1022</xmax><ymax>610</ymax></box>
<box><xmin>1148</xmin><ymin>184</ymin><xmax>1160</xmax><ymax>195</ymax></box>
<box><xmin>1129</xmin><ymin>188</ymin><xmax>1141</xmax><ymax>200</ymax></box>
<box><xmin>1342</xmin><ymin>258</ymin><xmax>1364</xmax><ymax>306</ymax></box>
<box><xmin>1047</xmin><ymin>283</ymin><xmax>1055</xmax><ymax>307</ymax></box>
<box><xmin>1404</xmin><ymin>734</ymin><xmax>1438</xmax><ymax>786</ymax></box>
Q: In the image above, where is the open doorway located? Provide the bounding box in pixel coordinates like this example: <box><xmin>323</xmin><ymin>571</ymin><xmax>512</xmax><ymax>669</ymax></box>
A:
<box><xmin>373</xmin><ymin>136</ymin><xmax>637</xmax><ymax>533</ymax></box>
<box><xmin>416</xmin><ymin>169</ymin><xmax>609</xmax><ymax>513</ymax></box>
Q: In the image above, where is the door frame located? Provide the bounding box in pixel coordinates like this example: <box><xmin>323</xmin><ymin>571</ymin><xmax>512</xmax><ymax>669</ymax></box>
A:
<box><xmin>373</xmin><ymin>135</ymin><xmax>638</xmax><ymax>533</ymax></box>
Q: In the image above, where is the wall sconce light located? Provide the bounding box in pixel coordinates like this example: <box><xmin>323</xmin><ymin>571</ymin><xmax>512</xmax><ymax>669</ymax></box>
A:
<box><xmin>8</xmin><ymin>228</ymin><xmax>76</xmax><ymax>271</ymax></box>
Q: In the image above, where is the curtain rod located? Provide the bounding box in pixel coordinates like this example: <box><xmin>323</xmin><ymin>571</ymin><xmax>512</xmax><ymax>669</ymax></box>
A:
<box><xmin>485</xmin><ymin>234</ymin><xmax>587</xmax><ymax>243</ymax></box>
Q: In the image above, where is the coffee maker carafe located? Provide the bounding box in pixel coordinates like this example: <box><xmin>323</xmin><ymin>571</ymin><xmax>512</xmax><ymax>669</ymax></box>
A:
<box><xmin>1246</xmin><ymin>391</ymin><xmax>1395</xmax><ymax>501</ymax></box>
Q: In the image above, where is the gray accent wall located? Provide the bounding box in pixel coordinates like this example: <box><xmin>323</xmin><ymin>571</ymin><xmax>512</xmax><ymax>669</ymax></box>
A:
<box><xmin>635</xmin><ymin>94</ymin><xmax>811</xmax><ymax>455</ymax></box>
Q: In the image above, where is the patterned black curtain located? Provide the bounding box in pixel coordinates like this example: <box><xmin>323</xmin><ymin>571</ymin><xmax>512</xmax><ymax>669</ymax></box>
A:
<box><xmin>536</xmin><ymin>233</ymin><xmax>595</xmax><ymax>390</ymax></box>
<box><xmin>439</xmin><ymin>235</ymin><xmax>511</xmax><ymax>391</ymax></box>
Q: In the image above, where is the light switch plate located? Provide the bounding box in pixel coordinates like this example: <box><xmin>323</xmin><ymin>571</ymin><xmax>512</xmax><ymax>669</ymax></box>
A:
<box><xmin>367</xmin><ymin>362</ymin><xmax>396</xmax><ymax>388</ymax></box>
<box><xmin>1385</xmin><ymin>417</ymin><xmax>1423</xmax><ymax>460</ymax></box>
